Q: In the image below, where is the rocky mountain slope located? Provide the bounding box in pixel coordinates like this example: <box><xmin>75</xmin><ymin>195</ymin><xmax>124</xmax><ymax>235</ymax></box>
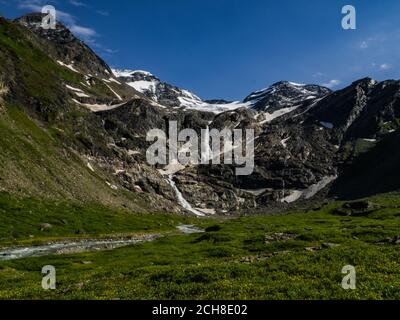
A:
<box><xmin>15</xmin><ymin>13</ymin><xmax>112</xmax><ymax>79</ymax></box>
<box><xmin>112</xmin><ymin>69</ymin><xmax>248</xmax><ymax>113</ymax></box>
<box><xmin>112</xmin><ymin>70</ymin><xmax>331</xmax><ymax>118</ymax></box>
<box><xmin>1</xmin><ymin>13</ymin><xmax>400</xmax><ymax>216</ymax></box>
<box><xmin>245</xmin><ymin>81</ymin><xmax>331</xmax><ymax>111</ymax></box>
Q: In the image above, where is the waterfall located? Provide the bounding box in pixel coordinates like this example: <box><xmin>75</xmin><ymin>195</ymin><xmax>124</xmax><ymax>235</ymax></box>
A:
<box><xmin>166</xmin><ymin>175</ymin><xmax>205</xmax><ymax>217</ymax></box>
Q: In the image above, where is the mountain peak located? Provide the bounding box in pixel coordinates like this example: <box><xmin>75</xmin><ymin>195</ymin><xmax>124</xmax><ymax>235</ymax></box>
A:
<box><xmin>14</xmin><ymin>13</ymin><xmax>112</xmax><ymax>78</ymax></box>
<box><xmin>112</xmin><ymin>69</ymin><xmax>155</xmax><ymax>78</ymax></box>
<box><xmin>113</xmin><ymin>69</ymin><xmax>250</xmax><ymax>113</ymax></box>
<box><xmin>271</xmin><ymin>81</ymin><xmax>306</xmax><ymax>87</ymax></box>
<box><xmin>350</xmin><ymin>77</ymin><xmax>378</xmax><ymax>88</ymax></box>
<box><xmin>244</xmin><ymin>81</ymin><xmax>331</xmax><ymax>112</ymax></box>
<box><xmin>15</xmin><ymin>13</ymin><xmax>73</xmax><ymax>42</ymax></box>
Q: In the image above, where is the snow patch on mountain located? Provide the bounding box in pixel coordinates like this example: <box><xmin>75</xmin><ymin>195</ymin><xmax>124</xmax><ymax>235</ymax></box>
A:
<box><xmin>245</xmin><ymin>81</ymin><xmax>331</xmax><ymax>112</ymax></box>
<box><xmin>112</xmin><ymin>69</ymin><xmax>153</xmax><ymax>78</ymax></box>
<box><xmin>112</xmin><ymin>69</ymin><xmax>251</xmax><ymax>113</ymax></box>
<box><xmin>57</xmin><ymin>60</ymin><xmax>79</xmax><ymax>73</ymax></box>
<box><xmin>72</xmin><ymin>99</ymin><xmax>126</xmax><ymax>112</ymax></box>
<box><xmin>104</xmin><ymin>83</ymin><xmax>123</xmax><ymax>101</ymax></box>
<box><xmin>66</xmin><ymin>84</ymin><xmax>90</xmax><ymax>98</ymax></box>
<box><xmin>112</xmin><ymin>70</ymin><xmax>331</xmax><ymax>117</ymax></box>
<box><xmin>281</xmin><ymin>175</ymin><xmax>338</xmax><ymax>203</ymax></box>
<box><xmin>127</xmin><ymin>80</ymin><xmax>158</xmax><ymax>98</ymax></box>
<box><xmin>258</xmin><ymin>105</ymin><xmax>300</xmax><ymax>124</ymax></box>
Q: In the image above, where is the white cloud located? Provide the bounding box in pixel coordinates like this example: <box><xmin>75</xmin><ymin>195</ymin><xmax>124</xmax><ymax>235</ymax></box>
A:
<box><xmin>312</xmin><ymin>72</ymin><xmax>324</xmax><ymax>78</ymax></box>
<box><xmin>69</xmin><ymin>0</ymin><xmax>87</xmax><ymax>7</ymax></box>
<box><xmin>18</xmin><ymin>0</ymin><xmax>45</xmax><ymax>11</ymax></box>
<box><xmin>105</xmin><ymin>48</ymin><xmax>119</xmax><ymax>54</ymax></box>
<box><xmin>322</xmin><ymin>80</ymin><xmax>341</xmax><ymax>89</ymax></box>
<box><xmin>69</xmin><ymin>25</ymin><xmax>97</xmax><ymax>38</ymax></box>
<box><xmin>57</xmin><ymin>11</ymin><xmax>77</xmax><ymax>26</ymax></box>
<box><xmin>379</xmin><ymin>63</ymin><xmax>392</xmax><ymax>71</ymax></box>
<box><xmin>96</xmin><ymin>10</ymin><xmax>110</xmax><ymax>16</ymax></box>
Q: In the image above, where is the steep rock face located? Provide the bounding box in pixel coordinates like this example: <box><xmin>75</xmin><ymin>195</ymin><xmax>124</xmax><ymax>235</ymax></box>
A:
<box><xmin>330</xmin><ymin>131</ymin><xmax>400</xmax><ymax>199</ymax></box>
<box><xmin>245</xmin><ymin>81</ymin><xmax>331</xmax><ymax>112</ymax></box>
<box><xmin>113</xmin><ymin>69</ymin><xmax>250</xmax><ymax>114</ymax></box>
<box><xmin>15</xmin><ymin>13</ymin><xmax>112</xmax><ymax>78</ymax></box>
<box><xmin>114</xmin><ymin>71</ymin><xmax>332</xmax><ymax>118</ymax></box>
<box><xmin>309</xmin><ymin>78</ymin><xmax>400</xmax><ymax>200</ymax></box>
<box><xmin>0</xmin><ymin>16</ymin><xmax>182</xmax><ymax>213</ymax></box>
<box><xmin>343</xmin><ymin>80</ymin><xmax>400</xmax><ymax>140</ymax></box>
<box><xmin>309</xmin><ymin>77</ymin><xmax>400</xmax><ymax>144</ymax></box>
<box><xmin>112</xmin><ymin>70</ymin><xmax>168</xmax><ymax>103</ymax></box>
<box><xmin>102</xmin><ymin>71</ymin><xmax>400</xmax><ymax>211</ymax></box>
<box><xmin>4</xmin><ymin>13</ymin><xmax>400</xmax><ymax>215</ymax></box>
<box><xmin>310</xmin><ymin>78</ymin><xmax>377</xmax><ymax>143</ymax></box>
<box><xmin>113</xmin><ymin>69</ymin><xmax>206</xmax><ymax>108</ymax></box>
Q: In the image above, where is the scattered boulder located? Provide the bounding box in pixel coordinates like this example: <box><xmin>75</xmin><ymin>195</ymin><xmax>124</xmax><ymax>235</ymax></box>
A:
<box><xmin>264</xmin><ymin>232</ymin><xmax>298</xmax><ymax>244</ymax></box>
<box><xmin>305</xmin><ymin>243</ymin><xmax>340</xmax><ymax>251</ymax></box>
<box><xmin>322</xmin><ymin>242</ymin><xmax>340</xmax><ymax>249</ymax></box>
<box><xmin>39</xmin><ymin>223</ymin><xmax>52</xmax><ymax>231</ymax></box>
<box><xmin>376</xmin><ymin>236</ymin><xmax>400</xmax><ymax>245</ymax></box>
<box><xmin>305</xmin><ymin>246</ymin><xmax>322</xmax><ymax>252</ymax></box>
<box><xmin>332</xmin><ymin>201</ymin><xmax>379</xmax><ymax>217</ymax></box>
<box><xmin>343</xmin><ymin>201</ymin><xmax>374</xmax><ymax>210</ymax></box>
<box><xmin>205</xmin><ymin>225</ymin><xmax>222</xmax><ymax>232</ymax></box>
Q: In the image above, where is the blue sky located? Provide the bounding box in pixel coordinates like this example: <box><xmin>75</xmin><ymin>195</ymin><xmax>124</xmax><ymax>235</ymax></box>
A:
<box><xmin>1</xmin><ymin>0</ymin><xmax>400</xmax><ymax>100</ymax></box>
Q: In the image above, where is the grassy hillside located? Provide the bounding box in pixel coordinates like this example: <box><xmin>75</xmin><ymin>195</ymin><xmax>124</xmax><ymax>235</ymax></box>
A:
<box><xmin>0</xmin><ymin>192</ymin><xmax>198</xmax><ymax>246</ymax></box>
<box><xmin>0</xmin><ymin>194</ymin><xmax>399</xmax><ymax>299</ymax></box>
<box><xmin>0</xmin><ymin>17</ymin><xmax>159</xmax><ymax>211</ymax></box>
<box><xmin>0</xmin><ymin>103</ymin><xmax>153</xmax><ymax>211</ymax></box>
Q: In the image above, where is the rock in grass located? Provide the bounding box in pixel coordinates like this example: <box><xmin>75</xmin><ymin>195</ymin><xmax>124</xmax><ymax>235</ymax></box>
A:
<box><xmin>332</xmin><ymin>201</ymin><xmax>380</xmax><ymax>217</ymax></box>
<box><xmin>205</xmin><ymin>225</ymin><xmax>222</xmax><ymax>232</ymax></box>
<box><xmin>322</xmin><ymin>242</ymin><xmax>340</xmax><ymax>249</ymax></box>
<box><xmin>380</xmin><ymin>236</ymin><xmax>400</xmax><ymax>245</ymax></box>
<box><xmin>265</xmin><ymin>232</ymin><xmax>298</xmax><ymax>243</ymax></box>
<box><xmin>343</xmin><ymin>201</ymin><xmax>375</xmax><ymax>210</ymax></box>
<box><xmin>38</xmin><ymin>223</ymin><xmax>52</xmax><ymax>231</ymax></box>
<box><xmin>305</xmin><ymin>246</ymin><xmax>322</xmax><ymax>252</ymax></box>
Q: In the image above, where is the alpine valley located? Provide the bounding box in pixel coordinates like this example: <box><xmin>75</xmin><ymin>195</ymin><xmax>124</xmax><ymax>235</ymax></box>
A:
<box><xmin>0</xmin><ymin>13</ymin><xmax>399</xmax><ymax>300</ymax></box>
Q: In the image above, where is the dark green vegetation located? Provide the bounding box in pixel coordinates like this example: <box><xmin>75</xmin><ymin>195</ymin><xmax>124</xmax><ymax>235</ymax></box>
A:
<box><xmin>0</xmin><ymin>192</ymin><xmax>196</xmax><ymax>246</ymax></box>
<box><xmin>0</xmin><ymin>14</ymin><xmax>399</xmax><ymax>301</ymax></box>
<box><xmin>0</xmin><ymin>194</ymin><xmax>399</xmax><ymax>300</ymax></box>
<box><xmin>0</xmin><ymin>102</ymin><xmax>151</xmax><ymax>211</ymax></box>
<box><xmin>0</xmin><ymin>17</ymin><xmax>157</xmax><ymax>211</ymax></box>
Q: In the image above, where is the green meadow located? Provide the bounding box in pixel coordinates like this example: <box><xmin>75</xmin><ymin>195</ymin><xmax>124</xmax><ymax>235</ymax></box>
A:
<box><xmin>0</xmin><ymin>192</ymin><xmax>399</xmax><ymax>300</ymax></box>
